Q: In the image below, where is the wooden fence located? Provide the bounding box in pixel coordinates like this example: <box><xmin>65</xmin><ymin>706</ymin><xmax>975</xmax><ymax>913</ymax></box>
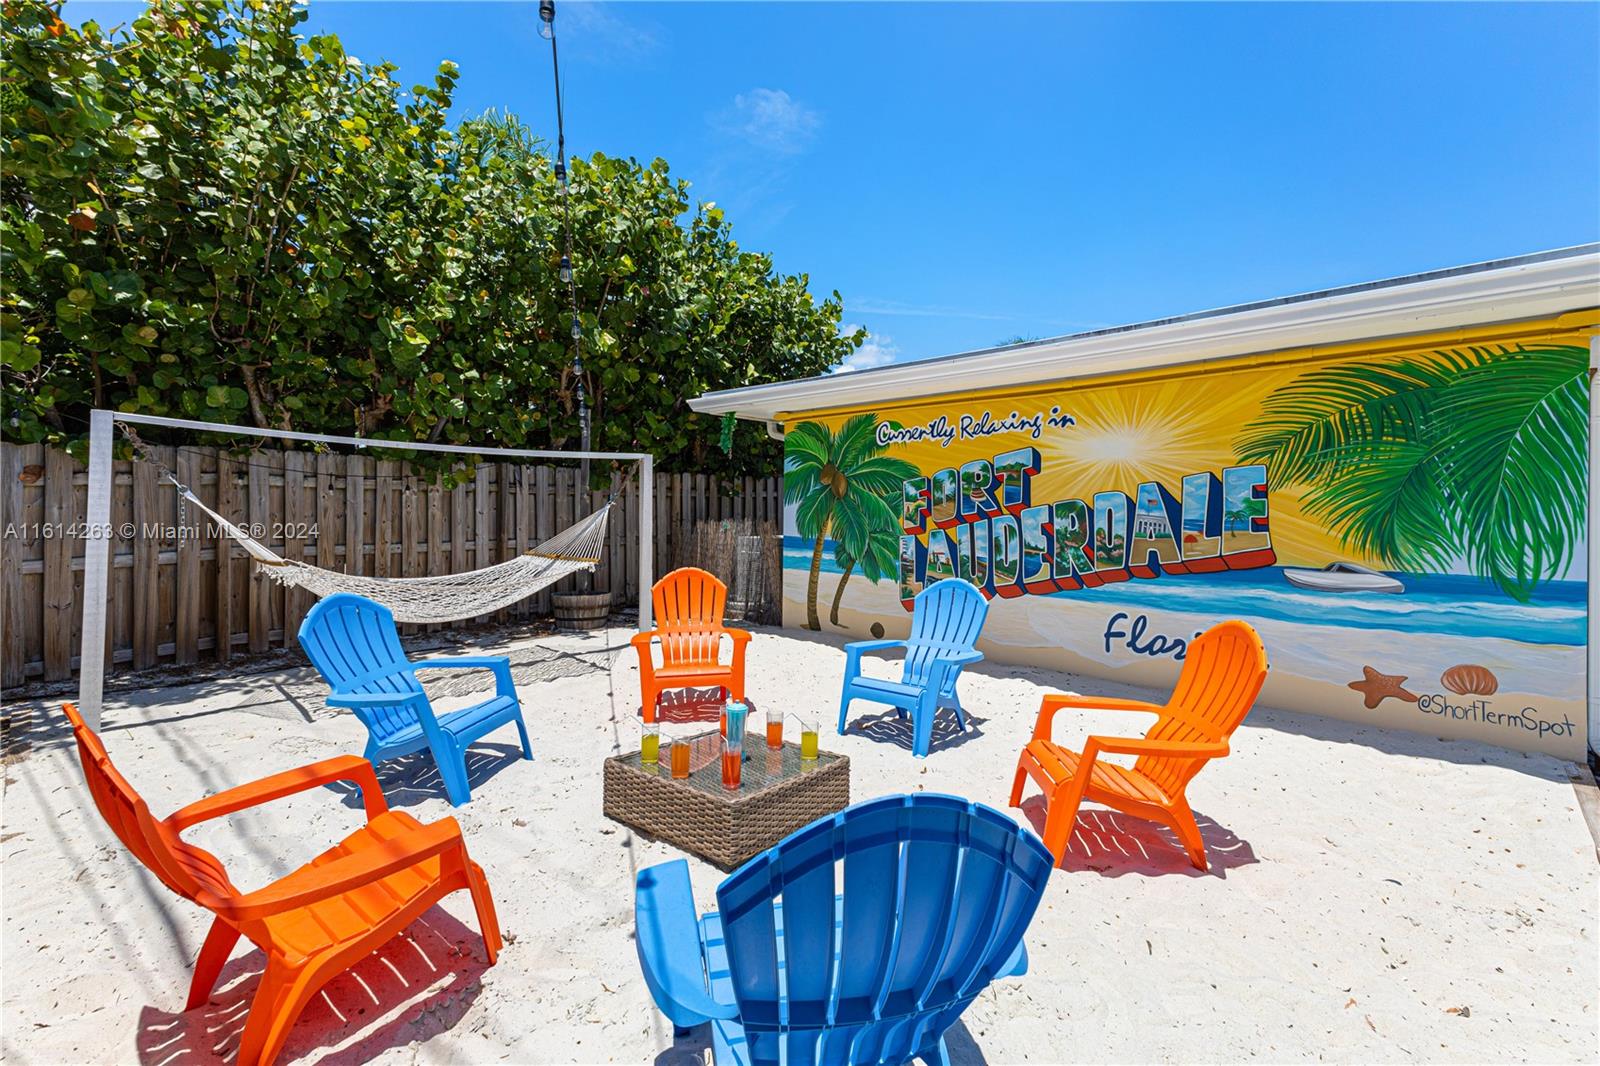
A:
<box><xmin>0</xmin><ymin>442</ymin><xmax>782</xmax><ymax>690</ymax></box>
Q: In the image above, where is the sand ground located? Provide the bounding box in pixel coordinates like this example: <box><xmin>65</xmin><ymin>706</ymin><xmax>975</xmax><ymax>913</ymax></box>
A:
<box><xmin>1</xmin><ymin>622</ymin><xmax>1595</xmax><ymax>1065</ymax></box>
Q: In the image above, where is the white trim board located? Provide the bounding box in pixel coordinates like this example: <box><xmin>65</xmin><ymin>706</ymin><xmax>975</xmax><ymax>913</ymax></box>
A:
<box><xmin>690</xmin><ymin>245</ymin><xmax>1600</xmax><ymax>423</ymax></box>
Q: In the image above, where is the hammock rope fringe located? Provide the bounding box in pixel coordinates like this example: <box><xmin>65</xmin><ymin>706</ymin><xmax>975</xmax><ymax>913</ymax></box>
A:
<box><xmin>172</xmin><ymin>479</ymin><xmax>612</xmax><ymax>624</ymax></box>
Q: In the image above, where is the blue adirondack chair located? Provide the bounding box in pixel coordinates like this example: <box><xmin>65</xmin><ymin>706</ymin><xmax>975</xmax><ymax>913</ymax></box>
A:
<box><xmin>297</xmin><ymin>592</ymin><xmax>531</xmax><ymax>806</ymax></box>
<box><xmin>635</xmin><ymin>794</ymin><xmax>1054</xmax><ymax>1066</ymax></box>
<box><xmin>837</xmin><ymin>579</ymin><xmax>989</xmax><ymax>757</ymax></box>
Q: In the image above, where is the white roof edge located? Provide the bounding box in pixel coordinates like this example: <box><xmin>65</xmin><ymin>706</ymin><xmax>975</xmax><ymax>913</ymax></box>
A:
<box><xmin>690</xmin><ymin>245</ymin><xmax>1600</xmax><ymax>422</ymax></box>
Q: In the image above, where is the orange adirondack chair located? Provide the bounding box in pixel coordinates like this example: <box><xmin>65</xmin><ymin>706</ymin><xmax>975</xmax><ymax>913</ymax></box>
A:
<box><xmin>632</xmin><ymin>567</ymin><xmax>752</xmax><ymax>723</ymax></box>
<box><xmin>60</xmin><ymin>702</ymin><xmax>501</xmax><ymax>1066</ymax></box>
<box><xmin>1009</xmin><ymin>621</ymin><xmax>1267</xmax><ymax>870</ymax></box>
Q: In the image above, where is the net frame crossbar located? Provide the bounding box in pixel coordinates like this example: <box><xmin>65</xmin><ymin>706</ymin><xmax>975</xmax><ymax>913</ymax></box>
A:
<box><xmin>77</xmin><ymin>409</ymin><xmax>655</xmax><ymax>728</ymax></box>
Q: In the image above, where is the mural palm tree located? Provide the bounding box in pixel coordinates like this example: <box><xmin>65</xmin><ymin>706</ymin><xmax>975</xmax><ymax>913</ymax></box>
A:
<box><xmin>785</xmin><ymin>414</ymin><xmax>919</xmax><ymax>630</ymax></box>
<box><xmin>829</xmin><ymin>500</ymin><xmax>901</xmax><ymax>626</ymax></box>
<box><xmin>1236</xmin><ymin>343</ymin><xmax>1588</xmax><ymax>601</ymax></box>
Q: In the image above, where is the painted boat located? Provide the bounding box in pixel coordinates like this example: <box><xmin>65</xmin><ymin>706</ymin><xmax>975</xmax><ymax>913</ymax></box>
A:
<box><xmin>1282</xmin><ymin>562</ymin><xmax>1405</xmax><ymax>595</ymax></box>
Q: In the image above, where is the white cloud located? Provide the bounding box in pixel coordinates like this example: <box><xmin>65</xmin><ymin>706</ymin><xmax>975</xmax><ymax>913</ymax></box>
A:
<box><xmin>833</xmin><ymin>325</ymin><xmax>900</xmax><ymax>374</ymax></box>
<box><xmin>559</xmin><ymin>2</ymin><xmax>658</xmax><ymax>58</ymax></box>
<box><xmin>712</xmin><ymin>89</ymin><xmax>821</xmax><ymax>155</ymax></box>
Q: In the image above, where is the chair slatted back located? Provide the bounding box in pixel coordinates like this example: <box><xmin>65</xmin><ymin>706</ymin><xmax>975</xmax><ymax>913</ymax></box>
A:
<box><xmin>902</xmin><ymin>579</ymin><xmax>988</xmax><ymax>689</ymax></box>
<box><xmin>650</xmin><ymin>568</ymin><xmax>730</xmax><ymax>669</ymax></box>
<box><xmin>1137</xmin><ymin>620</ymin><xmax>1267</xmax><ymax>797</ymax></box>
<box><xmin>715</xmin><ymin>795</ymin><xmax>1053</xmax><ymax>1066</ymax></box>
<box><xmin>61</xmin><ymin>703</ymin><xmax>238</xmax><ymax>904</ymax></box>
<box><xmin>298</xmin><ymin>593</ymin><xmax>426</xmax><ymax>744</ymax></box>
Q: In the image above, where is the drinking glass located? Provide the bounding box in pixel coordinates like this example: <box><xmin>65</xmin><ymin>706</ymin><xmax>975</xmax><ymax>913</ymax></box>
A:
<box><xmin>721</xmin><ymin>735</ymin><xmax>742</xmax><ymax>791</ymax></box>
<box><xmin>669</xmin><ymin>735</ymin><xmax>691</xmax><ymax>779</ymax></box>
<box><xmin>639</xmin><ymin>721</ymin><xmax>661</xmax><ymax>766</ymax></box>
<box><xmin>722</xmin><ymin>700</ymin><xmax>749</xmax><ymax>744</ymax></box>
<box><xmin>798</xmin><ymin>715</ymin><xmax>819</xmax><ymax>761</ymax></box>
<box><xmin>764</xmin><ymin>706</ymin><xmax>784</xmax><ymax>749</ymax></box>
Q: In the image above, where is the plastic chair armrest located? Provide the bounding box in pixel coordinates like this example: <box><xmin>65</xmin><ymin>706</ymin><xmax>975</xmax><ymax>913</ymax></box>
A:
<box><xmin>927</xmin><ymin>650</ymin><xmax>984</xmax><ymax>690</ymax></box>
<box><xmin>1086</xmin><ymin>736</ymin><xmax>1229</xmax><ymax>760</ymax></box>
<box><xmin>413</xmin><ymin>655</ymin><xmax>515</xmax><ymax>698</ymax></box>
<box><xmin>167</xmin><ymin>755</ymin><xmax>386</xmax><ymax>829</ymax></box>
<box><xmin>1032</xmin><ymin>694</ymin><xmax>1165</xmax><ymax>740</ymax></box>
<box><xmin>723</xmin><ymin>627</ymin><xmax>753</xmax><ymax>645</ymax></box>
<box><xmin>844</xmin><ymin>639</ymin><xmax>906</xmax><ymax>669</ymax></box>
<box><xmin>635</xmin><ymin>860</ymin><xmax>739</xmax><ymax>1026</ymax></box>
<box><xmin>209</xmin><ymin>817</ymin><xmax>466</xmax><ymax>920</ymax></box>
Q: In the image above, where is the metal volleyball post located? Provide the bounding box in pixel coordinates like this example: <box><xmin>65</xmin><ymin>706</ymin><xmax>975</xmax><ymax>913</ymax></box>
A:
<box><xmin>76</xmin><ymin>410</ymin><xmax>115</xmax><ymax>730</ymax></box>
<box><xmin>73</xmin><ymin>410</ymin><xmax>657</xmax><ymax>728</ymax></box>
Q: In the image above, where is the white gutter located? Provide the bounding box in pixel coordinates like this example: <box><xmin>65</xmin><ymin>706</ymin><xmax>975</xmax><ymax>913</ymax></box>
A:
<box><xmin>692</xmin><ymin>246</ymin><xmax>1600</xmax><ymax>422</ymax></box>
<box><xmin>1590</xmin><ymin>335</ymin><xmax>1599</xmax><ymax>770</ymax></box>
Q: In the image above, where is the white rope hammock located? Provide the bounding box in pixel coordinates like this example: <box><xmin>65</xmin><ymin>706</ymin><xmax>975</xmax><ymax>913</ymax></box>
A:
<box><xmin>173</xmin><ymin>481</ymin><xmax>611</xmax><ymax>624</ymax></box>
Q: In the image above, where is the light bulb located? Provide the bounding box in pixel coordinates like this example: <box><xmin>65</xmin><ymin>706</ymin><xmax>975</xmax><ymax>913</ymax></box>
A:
<box><xmin>570</xmin><ymin>316</ymin><xmax>581</xmax><ymax>340</ymax></box>
<box><xmin>538</xmin><ymin>0</ymin><xmax>555</xmax><ymax>39</ymax></box>
<box><xmin>559</xmin><ymin>255</ymin><xmax>571</xmax><ymax>283</ymax></box>
<box><xmin>554</xmin><ymin>161</ymin><xmax>567</xmax><ymax>193</ymax></box>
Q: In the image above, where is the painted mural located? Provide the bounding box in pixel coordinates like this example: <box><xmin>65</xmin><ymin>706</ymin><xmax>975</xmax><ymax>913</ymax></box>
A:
<box><xmin>782</xmin><ymin>328</ymin><xmax>1594</xmax><ymax>759</ymax></box>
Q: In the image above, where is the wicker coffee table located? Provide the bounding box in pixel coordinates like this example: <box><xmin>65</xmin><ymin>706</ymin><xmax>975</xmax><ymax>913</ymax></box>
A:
<box><xmin>603</xmin><ymin>730</ymin><xmax>850</xmax><ymax>870</ymax></box>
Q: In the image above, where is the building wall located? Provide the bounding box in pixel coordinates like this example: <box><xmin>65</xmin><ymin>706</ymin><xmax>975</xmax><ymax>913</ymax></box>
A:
<box><xmin>782</xmin><ymin>315</ymin><xmax>1597</xmax><ymax>760</ymax></box>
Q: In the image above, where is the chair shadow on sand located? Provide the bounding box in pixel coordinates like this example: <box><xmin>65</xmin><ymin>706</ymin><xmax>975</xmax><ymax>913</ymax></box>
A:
<box><xmin>845</xmin><ymin>706</ymin><xmax>989</xmax><ymax>756</ymax></box>
<box><xmin>135</xmin><ymin>907</ymin><xmax>490</xmax><ymax>1066</ymax></box>
<box><xmin>1016</xmin><ymin>797</ymin><xmax>1257</xmax><ymax>878</ymax></box>
<box><xmin>650</xmin><ymin>687</ymin><xmax>742</xmax><ymax>726</ymax></box>
<box><xmin>322</xmin><ymin>742</ymin><xmax>527</xmax><ymax>810</ymax></box>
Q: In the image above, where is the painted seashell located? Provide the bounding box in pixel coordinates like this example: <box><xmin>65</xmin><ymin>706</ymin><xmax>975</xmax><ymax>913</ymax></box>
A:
<box><xmin>1441</xmin><ymin>664</ymin><xmax>1497</xmax><ymax>696</ymax></box>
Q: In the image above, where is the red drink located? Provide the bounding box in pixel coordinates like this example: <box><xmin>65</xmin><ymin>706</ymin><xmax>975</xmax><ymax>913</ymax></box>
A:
<box><xmin>766</xmin><ymin>720</ymin><xmax>783</xmax><ymax>749</ymax></box>
<box><xmin>721</xmin><ymin>750</ymin><xmax>742</xmax><ymax>790</ymax></box>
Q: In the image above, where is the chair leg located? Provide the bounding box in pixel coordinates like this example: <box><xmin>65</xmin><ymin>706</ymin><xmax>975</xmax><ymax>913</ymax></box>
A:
<box><xmin>911</xmin><ymin>695</ymin><xmax>936</xmax><ymax>758</ymax></box>
<box><xmin>1008</xmin><ymin>756</ymin><xmax>1031</xmax><ymax>808</ymax></box>
<box><xmin>836</xmin><ymin>689</ymin><xmax>853</xmax><ymax>735</ymax></box>
<box><xmin>247</xmin><ymin>961</ymin><xmax>329</xmax><ymax>1066</ymax></box>
<box><xmin>1041</xmin><ymin>773</ymin><xmax>1090</xmax><ymax>864</ymax></box>
<box><xmin>921</xmin><ymin>1035</ymin><xmax>952</xmax><ymax>1066</ymax></box>
<box><xmin>641</xmin><ymin>680</ymin><xmax>660</xmax><ymax>724</ymax></box>
<box><xmin>513</xmin><ymin>712</ymin><xmax>533</xmax><ymax>760</ymax></box>
<box><xmin>1169</xmin><ymin>797</ymin><xmax>1209</xmax><ymax>871</ymax></box>
<box><xmin>234</xmin><ymin>958</ymin><xmax>299</xmax><ymax>1066</ymax></box>
<box><xmin>185</xmin><ymin>916</ymin><xmax>241</xmax><ymax>1010</ymax></box>
<box><xmin>466</xmin><ymin>860</ymin><xmax>503</xmax><ymax>963</ymax></box>
<box><xmin>948</xmin><ymin>692</ymin><xmax>968</xmax><ymax>731</ymax></box>
<box><xmin>437</xmin><ymin>743</ymin><xmax>472</xmax><ymax>807</ymax></box>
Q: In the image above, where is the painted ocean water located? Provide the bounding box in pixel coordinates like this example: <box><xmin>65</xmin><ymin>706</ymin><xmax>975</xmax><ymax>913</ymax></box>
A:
<box><xmin>782</xmin><ymin>538</ymin><xmax>1585</xmax><ymax>646</ymax></box>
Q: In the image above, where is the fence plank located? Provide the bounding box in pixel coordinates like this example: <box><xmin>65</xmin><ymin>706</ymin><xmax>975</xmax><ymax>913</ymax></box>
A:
<box><xmin>131</xmin><ymin>454</ymin><xmax>161</xmax><ymax>668</ymax></box>
<box><xmin>247</xmin><ymin>454</ymin><xmax>270</xmax><ymax>653</ymax></box>
<box><xmin>213</xmin><ymin>454</ymin><xmax>237</xmax><ymax>663</ymax></box>
<box><xmin>42</xmin><ymin>448</ymin><xmax>76</xmax><ymax>680</ymax></box>
<box><xmin>474</xmin><ymin>464</ymin><xmax>492</xmax><ymax>623</ymax></box>
<box><xmin>534</xmin><ymin>466</ymin><xmax>553</xmax><ymax>613</ymax></box>
<box><xmin>283</xmin><ymin>450</ymin><xmax>308</xmax><ymax>638</ymax></box>
<box><xmin>374</xmin><ymin>459</ymin><xmax>396</xmax><ymax>580</ymax></box>
<box><xmin>2</xmin><ymin>447</ymin><xmax>35</xmax><ymax>689</ymax></box>
<box><xmin>344</xmin><ymin>456</ymin><xmax>365</xmax><ymax>576</ymax></box>
<box><xmin>173</xmin><ymin>448</ymin><xmax>201</xmax><ymax>666</ymax></box>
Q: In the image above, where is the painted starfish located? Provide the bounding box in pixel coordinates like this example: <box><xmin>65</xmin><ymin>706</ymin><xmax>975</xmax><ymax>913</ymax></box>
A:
<box><xmin>1347</xmin><ymin>666</ymin><xmax>1419</xmax><ymax>709</ymax></box>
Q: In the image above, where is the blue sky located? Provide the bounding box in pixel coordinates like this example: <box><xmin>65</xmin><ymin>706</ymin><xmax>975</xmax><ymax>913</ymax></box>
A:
<box><xmin>71</xmin><ymin>1</ymin><xmax>1600</xmax><ymax>371</ymax></box>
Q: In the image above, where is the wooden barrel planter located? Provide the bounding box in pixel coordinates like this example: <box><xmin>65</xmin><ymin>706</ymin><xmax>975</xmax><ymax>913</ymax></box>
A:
<box><xmin>553</xmin><ymin>590</ymin><xmax>611</xmax><ymax>631</ymax></box>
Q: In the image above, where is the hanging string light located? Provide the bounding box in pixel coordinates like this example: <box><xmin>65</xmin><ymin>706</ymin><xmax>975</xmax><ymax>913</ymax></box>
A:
<box><xmin>537</xmin><ymin>0</ymin><xmax>589</xmax><ymax>462</ymax></box>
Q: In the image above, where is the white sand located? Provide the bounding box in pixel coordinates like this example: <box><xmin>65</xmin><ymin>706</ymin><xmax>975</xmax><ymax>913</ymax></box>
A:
<box><xmin>2</xmin><ymin>624</ymin><xmax>1595</xmax><ymax>1065</ymax></box>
